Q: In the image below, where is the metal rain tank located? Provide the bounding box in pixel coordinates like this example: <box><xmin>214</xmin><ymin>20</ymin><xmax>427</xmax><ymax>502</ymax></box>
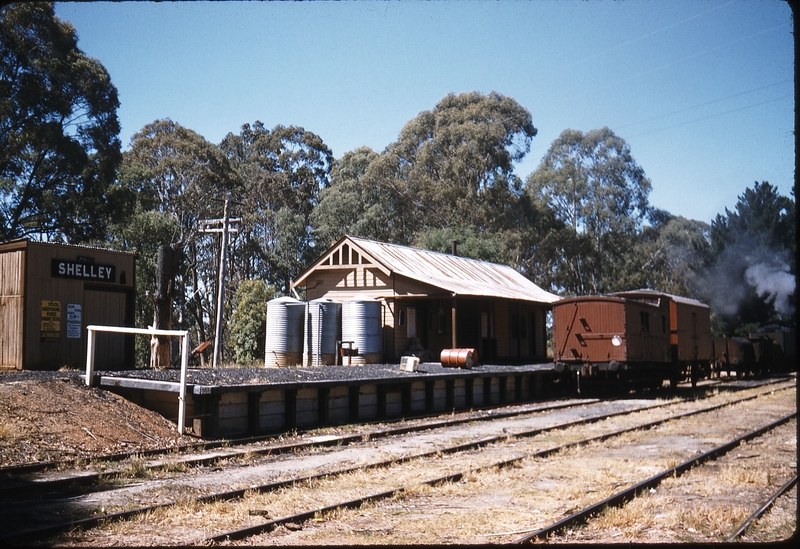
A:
<box><xmin>303</xmin><ymin>298</ymin><xmax>342</xmax><ymax>367</ymax></box>
<box><xmin>264</xmin><ymin>296</ymin><xmax>305</xmax><ymax>367</ymax></box>
<box><xmin>341</xmin><ymin>297</ymin><xmax>383</xmax><ymax>364</ymax></box>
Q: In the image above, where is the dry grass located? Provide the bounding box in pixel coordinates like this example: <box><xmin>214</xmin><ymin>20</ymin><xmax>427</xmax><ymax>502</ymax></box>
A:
<box><xmin>0</xmin><ymin>419</ymin><xmax>17</xmax><ymax>439</ymax></box>
<box><xmin>42</xmin><ymin>382</ymin><xmax>797</xmax><ymax>546</ymax></box>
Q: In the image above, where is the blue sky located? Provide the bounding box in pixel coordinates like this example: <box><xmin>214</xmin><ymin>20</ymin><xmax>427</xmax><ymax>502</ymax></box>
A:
<box><xmin>54</xmin><ymin>0</ymin><xmax>794</xmax><ymax>224</ymax></box>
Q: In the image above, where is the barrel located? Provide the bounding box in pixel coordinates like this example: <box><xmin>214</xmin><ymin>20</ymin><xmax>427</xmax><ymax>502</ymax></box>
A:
<box><xmin>303</xmin><ymin>298</ymin><xmax>342</xmax><ymax>367</ymax></box>
<box><xmin>440</xmin><ymin>348</ymin><xmax>478</xmax><ymax>369</ymax></box>
<box><xmin>341</xmin><ymin>297</ymin><xmax>383</xmax><ymax>364</ymax></box>
<box><xmin>264</xmin><ymin>296</ymin><xmax>305</xmax><ymax>367</ymax></box>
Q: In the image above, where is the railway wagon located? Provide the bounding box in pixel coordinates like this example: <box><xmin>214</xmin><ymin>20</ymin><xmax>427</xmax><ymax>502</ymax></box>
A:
<box><xmin>713</xmin><ymin>336</ymin><xmax>782</xmax><ymax>378</ymax></box>
<box><xmin>612</xmin><ymin>290</ymin><xmax>712</xmax><ymax>386</ymax></box>
<box><xmin>552</xmin><ymin>295</ymin><xmax>672</xmax><ymax>391</ymax></box>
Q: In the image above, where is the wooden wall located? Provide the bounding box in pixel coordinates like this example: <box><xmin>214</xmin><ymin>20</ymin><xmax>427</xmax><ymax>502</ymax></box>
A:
<box><xmin>0</xmin><ymin>248</ymin><xmax>25</xmax><ymax>369</ymax></box>
<box><xmin>0</xmin><ymin>241</ymin><xmax>136</xmax><ymax>370</ymax></box>
<box><xmin>304</xmin><ymin>265</ymin><xmax>552</xmax><ymax>365</ymax></box>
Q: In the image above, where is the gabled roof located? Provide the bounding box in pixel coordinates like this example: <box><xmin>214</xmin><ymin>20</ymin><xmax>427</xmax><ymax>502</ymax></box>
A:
<box><xmin>611</xmin><ymin>288</ymin><xmax>710</xmax><ymax>309</ymax></box>
<box><xmin>292</xmin><ymin>235</ymin><xmax>560</xmax><ymax>304</ymax></box>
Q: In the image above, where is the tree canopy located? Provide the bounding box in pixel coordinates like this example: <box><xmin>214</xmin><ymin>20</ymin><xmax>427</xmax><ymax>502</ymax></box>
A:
<box><xmin>0</xmin><ymin>2</ymin><xmax>121</xmax><ymax>242</ymax></box>
<box><xmin>220</xmin><ymin>121</ymin><xmax>334</xmax><ymax>292</ymax></box>
<box><xmin>699</xmin><ymin>181</ymin><xmax>795</xmax><ymax>333</ymax></box>
<box><xmin>526</xmin><ymin>127</ymin><xmax>653</xmax><ymax>295</ymax></box>
<box><xmin>366</xmin><ymin>91</ymin><xmax>538</xmax><ymax>241</ymax></box>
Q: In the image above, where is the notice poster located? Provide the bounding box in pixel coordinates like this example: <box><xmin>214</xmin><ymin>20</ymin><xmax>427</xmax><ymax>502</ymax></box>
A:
<box><xmin>41</xmin><ymin>300</ymin><xmax>61</xmax><ymax>341</ymax></box>
<box><xmin>67</xmin><ymin>303</ymin><xmax>82</xmax><ymax>339</ymax></box>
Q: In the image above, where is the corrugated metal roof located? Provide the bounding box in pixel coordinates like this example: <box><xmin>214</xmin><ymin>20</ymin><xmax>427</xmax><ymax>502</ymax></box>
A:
<box><xmin>297</xmin><ymin>235</ymin><xmax>560</xmax><ymax>304</ymax></box>
<box><xmin>611</xmin><ymin>288</ymin><xmax>710</xmax><ymax>308</ymax></box>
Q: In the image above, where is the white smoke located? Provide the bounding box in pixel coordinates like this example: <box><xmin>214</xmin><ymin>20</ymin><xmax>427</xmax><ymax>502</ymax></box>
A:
<box><xmin>744</xmin><ymin>259</ymin><xmax>796</xmax><ymax>315</ymax></box>
<box><xmin>695</xmin><ymin>237</ymin><xmax>796</xmax><ymax>319</ymax></box>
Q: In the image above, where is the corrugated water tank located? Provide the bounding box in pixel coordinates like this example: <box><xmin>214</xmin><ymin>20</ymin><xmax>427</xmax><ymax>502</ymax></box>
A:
<box><xmin>342</xmin><ymin>297</ymin><xmax>383</xmax><ymax>364</ymax></box>
<box><xmin>264</xmin><ymin>296</ymin><xmax>305</xmax><ymax>367</ymax></box>
<box><xmin>303</xmin><ymin>298</ymin><xmax>341</xmax><ymax>367</ymax></box>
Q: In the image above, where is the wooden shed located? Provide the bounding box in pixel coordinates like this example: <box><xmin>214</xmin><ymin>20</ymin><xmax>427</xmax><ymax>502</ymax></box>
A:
<box><xmin>291</xmin><ymin>236</ymin><xmax>560</xmax><ymax>365</ymax></box>
<box><xmin>0</xmin><ymin>239</ymin><xmax>136</xmax><ymax>370</ymax></box>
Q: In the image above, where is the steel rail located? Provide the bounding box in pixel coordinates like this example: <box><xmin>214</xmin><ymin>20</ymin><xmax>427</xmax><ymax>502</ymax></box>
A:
<box><xmin>514</xmin><ymin>412</ymin><xmax>797</xmax><ymax>544</ymax></box>
<box><xmin>0</xmin><ymin>395</ymin><xmax>675</xmax><ymax>543</ymax></box>
<box><xmin>1</xmin><ymin>372</ymin><xmax>787</xmax><ymax>479</ymax></box>
<box><xmin>726</xmin><ymin>474</ymin><xmax>798</xmax><ymax>541</ymax></box>
<box><xmin>0</xmin><ymin>396</ymin><xmax>601</xmax><ymax>479</ymax></box>
<box><xmin>2</xmin><ymin>383</ymin><xmax>792</xmax><ymax>545</ymax></box>
<box><xmin>0</xmin><ymin>397</ymin><xmax>602</xmax><ymax>498</ymax></box>
<box><xmin>4</xmin><ymin>375</ymin><xmax>790</xmax><ymax>495</ymax></box>
<box><xmin>194</xmin><ymin>388</ymin><xmax>796</xmax><ymax>544</ymax></box>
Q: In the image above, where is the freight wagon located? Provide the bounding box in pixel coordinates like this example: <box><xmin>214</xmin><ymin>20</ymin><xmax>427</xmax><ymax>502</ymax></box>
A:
<box><xmin>552</xmin><ymin>295</ymin><xmax>672</xmax><ymax>392</ymax></box>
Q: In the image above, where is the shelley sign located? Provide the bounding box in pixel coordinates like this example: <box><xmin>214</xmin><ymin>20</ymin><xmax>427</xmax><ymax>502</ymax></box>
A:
<box><xmin>52</xmin><ymin>258</ymin><xmax>116</xmax><ymax>282</ymax></box>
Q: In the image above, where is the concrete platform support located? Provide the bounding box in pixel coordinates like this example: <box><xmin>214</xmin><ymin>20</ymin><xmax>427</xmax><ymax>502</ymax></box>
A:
<box><xmin>328</xmin><ymin>386</ymin><xmax>350</xmax><ymax>424</ymax></box>
<box><xmin>100</xmin><ymin>366</ymin><xmax>558</xmax><ymax>439</ymax></box>
<box><xmin>260</xmin><ymin>389</ymin><xmax>285</xmax><ymax>431</ymax></box>
<box><xmin>359</xmin><ymin>384</ymin><xmax>378</xmax><ymax>419</ymax></box>
<box><xmin>193</xmin><ymin>394</ymin><xmax>220</xmax><ymax>438</ymax></box>
<box><xmin>384</xmin><ymin>386</ymin><xmax>402</xmax><ymax>417</ymax></box>
<box><xmin>296</xmin><ymin>388</ymin><xmax>318</xmax><ymax>427</ymax></box>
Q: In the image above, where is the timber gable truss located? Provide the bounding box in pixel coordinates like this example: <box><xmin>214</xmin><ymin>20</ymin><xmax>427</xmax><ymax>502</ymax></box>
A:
<box><xmin>308</xmin><ymin>241</ymin><xmax>391</xmax><ymax>276</ymax></box>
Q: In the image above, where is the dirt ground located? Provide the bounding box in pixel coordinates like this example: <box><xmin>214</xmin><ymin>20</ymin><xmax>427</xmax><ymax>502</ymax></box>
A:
<box><xmin>0</xmin><ymin>374</ymin><xmax>195</xmax><ymax>468</ymax></box>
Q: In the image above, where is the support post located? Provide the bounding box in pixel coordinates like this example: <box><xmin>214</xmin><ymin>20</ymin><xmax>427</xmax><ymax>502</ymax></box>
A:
<box><xmin>213</xmin><ymin>193</ymin><xmax>231</xmax><ymax>369</ymax></box>
<box><xmin>178</xmin><ymin>333</ymin><xmax>190</xmax><ymax>435</ymax></box>
<box><xmin>451</xmin><ymin>294</ymin><xmax>457</xmax><ymax>349</ymax></box>
<box><xmin>85</xmin><ymin>328</ymin><xmax>96</xmax><ymax>386</ymax></box>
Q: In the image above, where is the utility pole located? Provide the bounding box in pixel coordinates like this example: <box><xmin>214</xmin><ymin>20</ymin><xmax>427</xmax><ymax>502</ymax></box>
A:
<box><xmin>199</xmin><ymin>193</ymin><xmax>241</xmax><ymax>368</ymax></box>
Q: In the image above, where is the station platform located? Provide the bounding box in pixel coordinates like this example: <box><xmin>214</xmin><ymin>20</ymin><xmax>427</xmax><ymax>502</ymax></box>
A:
<box><xmin>92</xmin><ymin>362</ymin><xmax>558</xmax><ymax>439</ymax></box>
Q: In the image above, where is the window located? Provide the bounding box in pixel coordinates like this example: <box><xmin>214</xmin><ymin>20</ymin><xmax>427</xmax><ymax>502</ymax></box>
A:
<box><xmin>510</xmin><ymin>312</ymin><xmax>528</xmax><ymax>340</ymax></box>
<box><xmin>640</xmin><ymin>311</ymin><xmax>650</xmax><ymax>334</ymax></box>
<box><xmin>407</xmin><ymin>308</ymin><xmax>416</xmax><ymax>338</ymax></box>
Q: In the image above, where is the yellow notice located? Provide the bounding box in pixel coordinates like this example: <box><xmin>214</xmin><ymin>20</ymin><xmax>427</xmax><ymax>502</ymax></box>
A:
<box><xmin>41</xmin><ymin>300</ymin><xmax>61</xmax><ymax>341</ymax></box>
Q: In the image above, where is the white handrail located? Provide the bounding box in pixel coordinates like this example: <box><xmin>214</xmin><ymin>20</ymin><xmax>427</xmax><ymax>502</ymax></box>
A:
<box><xmin>85</xmin><ymin>325</ymin><xmax>191</xmax><ymax>435</ymax></box>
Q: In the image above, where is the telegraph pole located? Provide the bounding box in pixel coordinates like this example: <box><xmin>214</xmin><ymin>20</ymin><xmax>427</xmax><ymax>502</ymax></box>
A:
<box><xmin>199</xmin><ymin>193</ymin><xmax>241</xmax><ymax>368</ymax></box>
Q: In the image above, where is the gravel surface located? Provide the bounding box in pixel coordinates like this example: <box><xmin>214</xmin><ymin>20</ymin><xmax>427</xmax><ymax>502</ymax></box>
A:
<box><xmin>86</xmin><ymin>362</ymin><xmax>554</xmax><ymax>386</ymax></box>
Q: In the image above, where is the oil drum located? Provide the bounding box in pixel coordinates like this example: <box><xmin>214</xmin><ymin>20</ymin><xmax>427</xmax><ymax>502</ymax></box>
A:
<box><xmin>440</xmin><ymin>348</ymin><xmax>477</xmax><ymax>368</ymax></box>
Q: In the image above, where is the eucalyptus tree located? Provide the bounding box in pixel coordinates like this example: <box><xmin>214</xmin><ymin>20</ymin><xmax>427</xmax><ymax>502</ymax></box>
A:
<box><xmin>311</xmin><ymin>146</ymin><xmax>405</xmax><ymax>245</ymax></box>
<box><xmin>220</xmin><ymin>122</ymin><xmax>333</xmax><ymax>293</ymax></box>
<box><xmin>1</xmin><ymin>2</ymin><xmax>122</xmax><ymax>242</ymax></box>
<box><xmin>115</xmin><ymin>119</ymin><xmax>241</xmax><ymax>364</ymax></box>
<box><xmin>628</xmin><ymin>214</ymin><xmax>713</xmax><ymax>296</ymax></box>
<box><xmin>526</xmin><ymin>127</ymin><xmax>652</xmax><ymax>295</ymax></box>
<box><xmin>367</xmin><ymin>91</ymin><xmax>539</xmax><ymax>242</ymax></box>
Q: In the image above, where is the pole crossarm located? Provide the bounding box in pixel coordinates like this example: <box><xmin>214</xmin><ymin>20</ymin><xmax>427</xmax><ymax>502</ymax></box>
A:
<box><xmin>84</xmin><ymin>325</ymin><xmax>191</xmax><ymax>435</ymax></box>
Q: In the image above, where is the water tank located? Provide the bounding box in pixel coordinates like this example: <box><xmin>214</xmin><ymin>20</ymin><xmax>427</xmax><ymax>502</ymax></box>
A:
<box><xmin>342</xmin><ymin>297</ymin><xmax>383</xmax><ymax>364</ymax></box>
<box><xmin>264</xmin><ymin>296</ymin><xmax>305</xmax><ymax>367</ymax></box>
<box><xmin>303</xmin><ymin>298</ymin><xmax>342</xmax><ymax>367</ymax></box>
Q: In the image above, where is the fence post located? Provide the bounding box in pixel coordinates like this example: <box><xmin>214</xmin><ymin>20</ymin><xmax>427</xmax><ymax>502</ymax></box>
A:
<box><xmin>178</xmin><ymin>333</ymin><xmax>190</xmax><ymax>435</ymax></box>
<box><xmin>84</xmin><ymin>325</ymin><xmax>191</xmax><ymax>434</ymax></box>
<box><xmin>85</xmin><ymin>327</ymin><xmax>96</xmax><ymax>386</ymax></box>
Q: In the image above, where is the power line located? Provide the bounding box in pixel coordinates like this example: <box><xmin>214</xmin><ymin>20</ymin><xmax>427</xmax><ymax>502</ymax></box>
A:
<box><xmin>563</xmin><ymin>0</ymin><xmax>737</xmax><ymax>71</ymax></box>
<box><xmin>559</xmin><ymin>21</ymin><xmax>790</xmax><ymax>107</ymax></box>
<box><xmin>614</xmin><ymin>79</ymin><xmax>793</xmax><ymax>131</ymax></box>
<box><xmin>627</xmin><ymin>93</ymin><xmax>793</xmax><ymax>139</ymax></box>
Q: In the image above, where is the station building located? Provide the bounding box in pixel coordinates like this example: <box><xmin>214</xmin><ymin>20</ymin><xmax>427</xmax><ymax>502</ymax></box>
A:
<box><xmin>291</xmin><ymin>235</ymin><xmax>560</xmax><ymax>365</ymax></box>
<box><xmin>0</xmin><ymin>239</ymin><xmax>136</xmax><ymax>370</ymax></box>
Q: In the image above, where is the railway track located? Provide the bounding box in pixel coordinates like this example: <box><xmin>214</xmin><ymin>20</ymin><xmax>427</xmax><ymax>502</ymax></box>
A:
<box><xmin>514</xmin><ymin>413</ymin><xmax>795</xmax><ymax>543</ymax></box>
<box><xmin>1</xmin><ymin>376</ymin><xmax>794</xmax><ymax>546</ymax></box>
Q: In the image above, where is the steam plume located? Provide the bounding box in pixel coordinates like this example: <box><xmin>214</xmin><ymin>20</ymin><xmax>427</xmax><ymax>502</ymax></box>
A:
<box><xmin>744</xmin><ymin>259</ymin><xmax>795</xmax><ymax>315</ymax></box>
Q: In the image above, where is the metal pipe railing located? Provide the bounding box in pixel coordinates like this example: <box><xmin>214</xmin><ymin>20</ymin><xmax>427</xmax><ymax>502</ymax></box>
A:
<box><xmin>85</xmin><ymin>325</ymin><xmax>190</xmax><ymax>434</ymax></box>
